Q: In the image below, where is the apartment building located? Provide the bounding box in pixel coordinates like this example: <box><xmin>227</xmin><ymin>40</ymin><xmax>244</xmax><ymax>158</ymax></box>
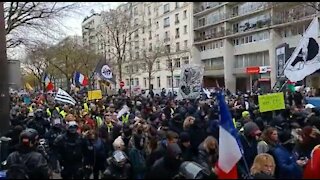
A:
<box><xmin>193</xmin><ymin>2</ymin><xmax>318</xmax><ymax>92</ymax></box>
<box><xmin>81</xmin><ymin>13</ymin><xmax>103</xmax><ymax>54</ymax></box>
<box><xmin>120</xmin><ymin>2</ymin><xmax>194</xmax><ymax>92</ymax></box>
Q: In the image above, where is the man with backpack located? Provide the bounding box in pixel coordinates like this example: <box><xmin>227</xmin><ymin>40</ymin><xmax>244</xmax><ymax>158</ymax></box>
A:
<box><xmin>6</xmin><ymin>128</ymin><xmax>50</xmax><ymax>179</ymax></box>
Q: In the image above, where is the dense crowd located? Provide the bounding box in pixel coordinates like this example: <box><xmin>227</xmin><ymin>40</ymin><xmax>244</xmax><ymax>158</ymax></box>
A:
<box><xmin>3</xmin><ymin>87</ymin><xmax>320</xmax><ymax>179</ymax></box>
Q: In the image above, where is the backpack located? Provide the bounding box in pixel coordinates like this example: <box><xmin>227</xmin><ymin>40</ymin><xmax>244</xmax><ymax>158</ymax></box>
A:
<box><xmin>6</xmin><ymin>152</ymin><xmax>29</xmax><ymax>179</ymax></box>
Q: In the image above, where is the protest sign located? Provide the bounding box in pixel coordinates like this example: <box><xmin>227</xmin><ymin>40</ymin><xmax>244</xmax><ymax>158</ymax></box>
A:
<box><xmin>88</xmin><ymin>90</ymin><xmax>102</xmax><ymax>100</ymax></box>
<box><xmin>258</xmin><ymin>92</ymin><xmax>285</xmax><ymax>113</ymax></box>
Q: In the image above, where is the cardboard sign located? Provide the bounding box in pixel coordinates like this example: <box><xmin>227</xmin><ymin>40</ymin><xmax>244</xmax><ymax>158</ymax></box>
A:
<box><xmin>258</xmin><ymin>92</ymin><xmax>285</xmax><ymax>113</ymax></box>
<box><xmin>87</xmin><ymin>90</ymin><xmax>102</xmax><ymax>100</ymax></box>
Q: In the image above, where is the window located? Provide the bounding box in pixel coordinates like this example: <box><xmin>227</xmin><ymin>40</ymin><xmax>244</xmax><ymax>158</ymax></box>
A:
<box><xmin>135</xmin><ymin>78</ymin><xmax>139</xmax><ymax>86</ymax></box>
<box><xmin>175</xmin><ymin>13</ymin><xmax>179</xmax><ymax>24</ymax></box>
<box><xmin>184</xmin><ymin>25</ymin><xmax>187</xmax><ymax>34</ymax></box>
<box><xmin>131</xmin><ymin>78</ymin><xmax>134</xmax><ymax>86</ymax></box>
<box><xmin>157</xmin><ymin>77</ymin><xmax>161</xmax><ymax>88</ymax></box>
<box><xmin>135</xmin><ymin>52</ymin><xmax>139</xmax><ymax>59</ymax></box>
<box><xmin>165</xmin><ymin>31</ymin><xmax>169</xmax><ymax>39</ymax></box>
<box><xmin>174</xmin><ymin>58</ymin><xmax>180</xmax><ymax>68</ymax></box>
<box><xmin>148</xmin><ymin>6</ymin><xmax>151</xmax><ymax>15</ymax></box>
<box><xmin>135</xmin><ymin>65</ymin><xmax>139</xmax><ymax>73</ymax></box>
<box><xmin>199</xmin><ymin>17</ymin><xmax>206</xmax><ymax>27</ymax></box>
<box><xmin>183</xmin><ymin>56</ymin><xmax>189</xmax><ymax>64</ymax></box>
<box><xmin>164</xmin><ymin>3</ymin><xmax>170</xmax><ymax>13</ymax></box>
<box><xmin>166</xmin><ymin>59</ymin><xmax>172</xmax><ymax>69</ymax></box>
<box><xmin>175</xmin><ymin>2</ymin><xmax>179</xmax><ymax>9</ymax></box>
<box><xmin>175</xmin><ymin>28</ymin><xmax>180</xmax><ymax>38</ymax></box>
<box><xmin>165</xmin><ymin>45</ymin><xmax>170</xmax><ymax>53</ymax></box>
<box><xmin>149</xmin><ymin>31</ymin><xmax>152</xmax><ymax>40</ymax></box>
<box><xmin>174</xmin><ymin>76</ymin><xmax>180</xmax><ymax>88</ymax></box>
<box><xmin>156</xmin><ymin>61</ymin><xmax>160</xmax><ymax>70</ymax></box>
<box><xmin>184</xmin><ymin>40</ymin><xmax>188</xmax><ymax>49</ymax></box>
<box><xmin>156</xmin><ymin>21</ymin><xmax>159</xmax><ymax>29</ymax></box>
<box><xmin>167</xmin><ymin>76</ymin><xmax>172</xmax><ymax>87</ymax></box>
<box><xmin>142</xmin><ymin>38</ymin><xmax>146</xmax><ymax>46</ymax></box>
<box><xmin>134</xmin><ymin>18</ymin><xmax>138</xmax><ymax>26</ymax></box>
<box><xmin>148</xmin><ymin>18</ymin><xmax>151</xmax><ymax>27</ymax></box>
<box><xmin>126</xmin><ymin>79</ymin><xmax>129</xmax><ymax>86</ymax></box>
<box><xmin>125</xmin><ymin>66</ymin><xmax>129</xmax><ymax>73</ymax></box>
<box><xmin>144</xmin><ymin>77</ymin><xmax>147</xmax><ymax>88</ymax></box>
<box><xmin>134</xmin><ymin>7</ymin><xmax>138</xmax><ymax>15</ymax></box>
<box><xmin>149</xmin><ymin>43</ymin><xmax>152</xmax><ymax>52</ymax></box>
<box><xmin>176</xmin><ymin>42</ymin><xmax>180</xmax><ymax>52</ymax></box>
<box><xmin>155</xmin><ymin>7</ymin><xmax>159</xmax><ymax>16</ymax></box>
<box><xmin>183</xmin><ymin>10</ymin><xmax>187</xmax><ymax>19</ymax></box>
<box><xmin>164</xmin><ymin>17</ymin><xmax>170</xmax><ymax>27</ymax></box>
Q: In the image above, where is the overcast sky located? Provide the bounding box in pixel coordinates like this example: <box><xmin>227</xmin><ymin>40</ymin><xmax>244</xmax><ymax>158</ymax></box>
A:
<box><xmin>62</xmin><ymin>2</ymin><xmax>124</xmax><ymax>36</ymax></box>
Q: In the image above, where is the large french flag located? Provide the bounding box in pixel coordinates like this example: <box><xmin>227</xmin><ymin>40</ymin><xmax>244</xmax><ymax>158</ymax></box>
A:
<box><xmin>215</xmin><ymin>92</ymin><xmax>242</xmax><ymax>179</ymax></box>
<box><xmin>44</xmin><ymin>74</ymin><xmax>54</xmax><ymax>91</ymax></box>
<box><xmin>74</xmin><ymin>72</ymin><xmax>88</xmax><ymax>86</ymax></box>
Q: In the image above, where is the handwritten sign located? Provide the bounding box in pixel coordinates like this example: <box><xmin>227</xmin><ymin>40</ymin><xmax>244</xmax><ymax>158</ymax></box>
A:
<box><xmin>88</xmin><ymin>90</ymin><xmax>102</xmax><ymax>100</ymax></box>
<box><xmin>258</xmin><ymin>92</ymin><xmax>285</xmax><ymax>113</ymax></box>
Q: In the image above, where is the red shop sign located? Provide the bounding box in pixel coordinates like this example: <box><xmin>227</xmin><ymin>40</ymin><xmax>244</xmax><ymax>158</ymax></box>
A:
<box><xmin>246</xmin><ymin>66</ymin><xmax>260</xmax><ymax>74</ymax></box>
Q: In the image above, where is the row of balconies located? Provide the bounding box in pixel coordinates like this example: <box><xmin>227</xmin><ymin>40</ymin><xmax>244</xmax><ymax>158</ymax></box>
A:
<box><xmin>194</xmin><ymin>13</ymin><xmax>315</xmax><ymax>43</ymax></box>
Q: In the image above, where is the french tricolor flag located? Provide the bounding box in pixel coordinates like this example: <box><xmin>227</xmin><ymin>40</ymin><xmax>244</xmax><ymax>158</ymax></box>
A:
<box><xmin>74</xmin><ymin>72</ymin><xmax>88</xmax><ymax>86</ymax></box>
<box><xmin>215</xmin><ymin>92</ymin><xmax>242</xmax><ymax>179</ymax></box>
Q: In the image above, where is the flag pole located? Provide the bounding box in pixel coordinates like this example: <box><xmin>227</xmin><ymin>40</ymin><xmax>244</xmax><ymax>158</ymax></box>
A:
<box><xmin>272</xmin><ymin>15</ymin><xmax>319</xmax><ymax>92</ymax></box>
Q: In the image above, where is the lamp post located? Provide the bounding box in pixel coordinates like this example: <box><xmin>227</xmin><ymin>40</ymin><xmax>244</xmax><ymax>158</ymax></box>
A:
<box><xmin>0</xmin><ymin>2</ymin><xmax>10</xmax><ymax>136</ymax></box>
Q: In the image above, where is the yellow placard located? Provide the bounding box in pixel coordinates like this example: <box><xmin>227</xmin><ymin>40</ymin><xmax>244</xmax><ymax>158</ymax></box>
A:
<box><xmin>87</xmin><ymin>90</ymin><xmax>102</xmax><ymax>100</ymax></box>
<box><xmin>258</xmin><ymin>92</ymin><xmax>285</xmax><ymax>113</ymax></box>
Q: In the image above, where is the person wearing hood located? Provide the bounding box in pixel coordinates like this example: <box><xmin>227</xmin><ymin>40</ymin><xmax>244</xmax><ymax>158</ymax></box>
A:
<box><xmin>53</xmin><ymin>121</ymin><xmax>86</xmax><ymax>179</ymax></box>
<box><xmin>238</xmin><ymin>122</ymin><xmax>261</xmax><ymax>178</ymax></box>
<box><xmin>178</xmin><ymin>132</ymin><xmax>194</xmax><ymax>161</ymax></box>
<box><xmin>128</xmin><ymin>133</ymin><xmax>147</xmax><ymax>179</ymax></box>
<box><xmin>146</xmin><ymin>143</ymin><xmax>183</xmax><ymax>179</ymax></box>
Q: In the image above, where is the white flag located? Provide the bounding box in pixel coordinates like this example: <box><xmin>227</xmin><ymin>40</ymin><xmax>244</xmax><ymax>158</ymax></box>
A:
<box><xmin>116</xmin><ymin>105</ymin><xmax>129</xmax><ymax>119</ymax></box>
<box><xmin>54</xmin><ymin>88</ymin><xmax>76</xmax><ymax>105</ymax></box>
<box><xmin>284</xmin><ymin>17</ymin><xmax>320</xmax><ymax>82</ymax></box>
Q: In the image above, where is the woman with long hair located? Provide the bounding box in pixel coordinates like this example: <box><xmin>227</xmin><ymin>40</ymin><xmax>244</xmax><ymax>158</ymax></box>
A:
<box><xmin>257</xmin><ymin>127</ymin><xmax>278</xmax><ymax>154</ymax></box>
<box><xmin>250</xmin><ymin>153</ymin><xmax>276</xmax><ymax>179</ymax></box>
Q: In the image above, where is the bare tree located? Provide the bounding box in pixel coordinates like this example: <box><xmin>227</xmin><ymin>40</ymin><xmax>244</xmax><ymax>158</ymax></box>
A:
<box><xmin>141</xmin><ymin>44</ymin><xmax>164</xmax><ymax>91</ymax></box>
<box><xmin>100</xmin><ymin>6</ymin><xmax>140</xmax><ymax>83</ymax></box>
<box><xmin>4</xmin><ymin>2</ymin><xmax>81</xmax><ymax>49</ymax></box>
<box><xmin>24</xmin><ymin>43</ymin><xmax>49</xmax><ymax>89</ymax></box>
<box><xmin>27</xmin><ymin>37</ymin><xmax>99</xmax><ymax>91</ymax></box>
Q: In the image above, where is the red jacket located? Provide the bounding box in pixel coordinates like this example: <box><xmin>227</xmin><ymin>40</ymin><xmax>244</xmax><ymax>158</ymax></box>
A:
<box><xmin>303</xmin><ymin>145</ymin><xmax>320</xmax><ymax>179</ymax></box>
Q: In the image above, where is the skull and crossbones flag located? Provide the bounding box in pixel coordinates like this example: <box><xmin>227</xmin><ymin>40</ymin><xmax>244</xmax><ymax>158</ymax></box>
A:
<box><xmin>94</xmin><ymin>58</ymin><xmax>116</xmax><ymax>84</ymax></box>
<box><xmin>284</xmin><ymin>17</ymin><xmax>320</xmax><ymax>82</ymax></box>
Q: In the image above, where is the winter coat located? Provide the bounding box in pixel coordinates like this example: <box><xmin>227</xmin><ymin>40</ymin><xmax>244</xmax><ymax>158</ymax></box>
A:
<box><xmin>270</xmin><ymin>144</ymin><xmax>303</xmax><ymax>179</ymax></box>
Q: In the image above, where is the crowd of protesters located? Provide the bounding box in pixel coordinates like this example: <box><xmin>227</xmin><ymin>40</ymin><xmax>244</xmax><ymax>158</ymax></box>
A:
<box><xmin>3</xmin><ymin>86</ymin><xmax>320</xmax><ymax>179</ymax></box>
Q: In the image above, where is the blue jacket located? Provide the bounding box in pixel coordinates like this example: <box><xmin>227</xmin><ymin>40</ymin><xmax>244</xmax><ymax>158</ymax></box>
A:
<box><xmin>270</xmin><ymin>144</ymin><xmax>303</xmax><ymax>179</ymax></box>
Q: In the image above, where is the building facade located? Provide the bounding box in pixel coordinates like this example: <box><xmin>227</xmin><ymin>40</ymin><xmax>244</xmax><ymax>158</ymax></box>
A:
<box><xmin>82</xmin><ymin>2</ymin><xmax>320</xmax><ymax>93</ymax></box>
<box><xmin>192</xmin><ymin>2</ymin><xmax>318</xmax><ymax>92</ymax></box>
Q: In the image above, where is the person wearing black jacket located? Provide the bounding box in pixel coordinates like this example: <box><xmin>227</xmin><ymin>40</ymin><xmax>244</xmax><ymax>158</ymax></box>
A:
<box><xmin>6</xmin><ymin>128</ymin><xmax>49</xmax><ymax>179</ymax></box>
<box><xmin>53</xmin><ymin>121</ymin><xmax>86</xmax><ymax>179</ymax></box>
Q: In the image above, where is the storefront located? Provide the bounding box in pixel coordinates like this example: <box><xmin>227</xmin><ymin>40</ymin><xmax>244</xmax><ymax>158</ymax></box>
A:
<box><xmin>245</xmin><ymin>66</ymin><xmax>271</xmax><ymax>92</ymax></box>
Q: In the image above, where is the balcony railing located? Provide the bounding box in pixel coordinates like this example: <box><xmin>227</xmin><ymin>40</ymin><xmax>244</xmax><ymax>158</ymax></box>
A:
<box><xmin>193</xmin><ymin>2</ymin><xmax>224</xmax><ymax>14</ymax></box>
<box><xmin>230</xmin><ymin>19</ymin><xmax>271</xmax><ymax>34</ymax></box>
<box><xmin>194</xmin><ymin>13</ymin><xmax>227</xmax><ymax>29</ymax></box>
<box><xmin>204</xmin><ymin>65</ymin><xmax>224</xmax><ymax>71</ymax></box>
<box><xmin>194</xmin><ymin>30</ymin><xmax>226</xmax><ymax>42</ymax></box>
<box><xmin>164</xmin><ymin>37</ymin><xmax>170</xmax><ymax>42</ymax></box>
<box><xmin>273</xmin><ymin>8</ymin><xmax>317</xmax><ymax>25</ymax></box>
<box><xmin>228</xmin><ymin>3</ymin><xmax>268</xmax><ymax>19</ymax></box>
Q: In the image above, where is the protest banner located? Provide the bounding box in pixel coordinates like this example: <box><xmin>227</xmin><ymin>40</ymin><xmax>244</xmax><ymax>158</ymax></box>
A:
<box><xmin>258</xmin><ymin>92</ymin><xmax>285</xmax><ymax>113</ymax></box>
<box><xmin>88</xmin><ymin>90</ymin><xmax>102</xmax><ymax>100</ymax></box>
